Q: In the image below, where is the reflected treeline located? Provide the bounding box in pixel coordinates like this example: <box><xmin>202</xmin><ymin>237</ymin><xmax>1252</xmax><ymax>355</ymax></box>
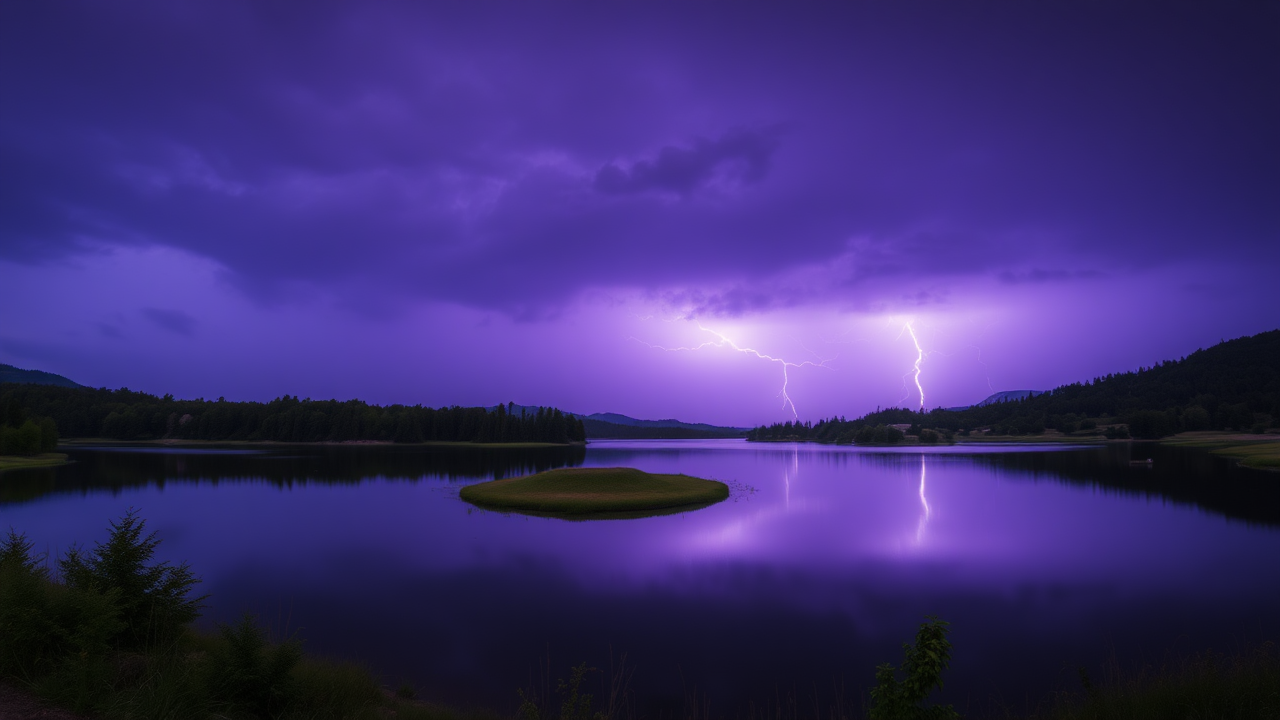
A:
<box><xmin>847</xmin><ymin>444</ymin><xmax>1280</xmax><ymax>528</ymax></box>
<box><xmin>0</xmin><ymin>444</ymin><xmax>586</xmax><ymax>506</ymax></box>
<box><xmin>964</xmin><ymin>443</ymin><xmax>1280</xmax><ymax>527</ymax></box>
<box><xmin>591</xmin><ymin>442</ymin><xmax>1280</xmax><ymax>528</ymax></box>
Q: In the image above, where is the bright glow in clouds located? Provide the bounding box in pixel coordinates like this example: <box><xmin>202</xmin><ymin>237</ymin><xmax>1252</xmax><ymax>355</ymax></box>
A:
<box><xmin>632</xmin><ymin>319</ymin><xmax>832</xmax><ymax>420</ymax></box>
<box><xmin>1</xmin><ymin>251</ymin><xmax>1274</xmax><ymax>429</ymax></box>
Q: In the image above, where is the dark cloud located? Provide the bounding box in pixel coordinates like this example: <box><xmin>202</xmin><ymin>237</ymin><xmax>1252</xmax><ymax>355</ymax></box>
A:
<box><xmin>141</xmin><ymin>308</ymin><xmax>197</xmax><ymax>336</ymax></box>
<box><xmin>1</xmin><ymin>2</ymin><xmax>1275</xmax><ymax>317</ymax></box>
<box><xmin>594</xmin><ymin>128</ymin><xmax>781</xmax><ymax>197</ymax></box>
<box><xmin>998</xmin><ymin>269</ymin><xmax>1106</xmax><ymax>285</ymax></box>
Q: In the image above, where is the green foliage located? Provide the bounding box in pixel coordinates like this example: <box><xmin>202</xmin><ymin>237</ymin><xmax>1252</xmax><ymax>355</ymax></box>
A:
<box><xmin>853</xmin><ymin>424</ymin><xmax>907</xmax><ymax>445</ymax></box>
<box><xmin>0</xmin><ymin>528</ymin><xmax>47</xmax><ymax>579</ymax></box>
<box><xmin>58</xmin><ymin>509</ymin><xmax>205</xmax><ymax>649</ymax></box>
<box><xmin>870</xmin><ymin>617</ymin><xmax>959</xmax><ymax>720</ymax></box>
<box><xmin>460</xmin><ymin>467</ymin><xmax>728</xmax><ymax>516</ymax></box>
<box><xmin>0</xmin><ymin>529</ymin><xmax>123</xmax><ymax>691</ymax></box>
<box><xmin>2</xmin><ymin>515</ymin><xmax>462</xmax><ymax>720</ymax></box>
<box><xmin>205</xmin><ymin>613</ymin><xmax>303</xmax><ymax>718</ymax></box>
<box><xmin>518</xmin><ymin>662</ymin><xmax>604</xmax><ymax>720</ymax></box>
<box><xmin>1103</xmin><ymin>425</ymin><xmax>1130</xmax><ymax>439</ymax></box>
<box><xmin>0</xmin><ymin>417</ymin><xmax>58</xmax><ymax>456</ymax></box>
<box><xmin>107</xmin><ymin>650</ymin><xmax>209</xmax><ymax>720</ymax></box>
<box><xmin>1051</xmin><ymin>643</ymin><xmax>1280</xmax><ymax>720</ymax></box>
<box><xmin>288</xmin><ymin>656</ymin><xmax>386</xmax><ymax>719</ymax></box>
<box><xmin>558</xmin><ymin>663</ymin><xmax>597</xmax><ymax>720</ymax></box>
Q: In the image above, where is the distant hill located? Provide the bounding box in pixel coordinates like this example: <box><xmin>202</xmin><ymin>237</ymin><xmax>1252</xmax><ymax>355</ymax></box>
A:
<box><xmin>490</xmin><ymin>404</ymin><xmax>747</xmax><ymax>439</ymax></box>
<box><xmin>582</xmin><ymin>418</ymin><xmax>747</xmax><ymax>439</ymax></box>
<box><xmin>944</xmin><ymin>390</ymin><xmax>1045</xmax><ymax>411</ymax></box>
<box><xmin>750</xmin><ymin>329</ymin><xmax>1280</xmax><ymax>442</ymax></box>
<box><xmin>0</xmin><ymin>364</ymin><xmax>83</xmax><ymax>388</ymax></box>
<box><xmin>975</xmin><ymin>390</ymin><xmax>1045</xmax><ymax>406</ymax></box>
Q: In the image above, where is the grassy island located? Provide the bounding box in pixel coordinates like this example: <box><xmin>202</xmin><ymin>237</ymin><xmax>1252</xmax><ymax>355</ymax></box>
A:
<box><xmin>0</xmin><ymin>452</ymin><xmax>68</xmax><ymax>473</ymax></box>
<box><xmin>460</xmin><ymin>466</ymin><xmax>729</xmax><ymax>518</ymax></box>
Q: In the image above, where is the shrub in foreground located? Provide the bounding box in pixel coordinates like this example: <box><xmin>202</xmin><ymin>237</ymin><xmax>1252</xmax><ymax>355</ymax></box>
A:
<box><xmin>870</xmin><ymin>617</ymin><xmax>958</xmax><ymax>720</ymax></box>
<box><xmin>58</xmin><ymin>508</ymin><xmax>205</xmax><ymax>649</ymax></box>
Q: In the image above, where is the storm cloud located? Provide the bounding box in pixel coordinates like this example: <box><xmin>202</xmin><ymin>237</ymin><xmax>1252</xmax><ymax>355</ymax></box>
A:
<box><xmin>2</xmin><ymin>2</ymin><xmax>1274</xmax><ymax>319</ymax></box>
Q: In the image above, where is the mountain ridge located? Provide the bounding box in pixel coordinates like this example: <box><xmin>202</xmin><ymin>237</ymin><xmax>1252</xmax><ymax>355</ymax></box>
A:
<box><xmin>0</xmin><ymin>364</ymin><xmax>83</xmax><ymax>389</ymax></box>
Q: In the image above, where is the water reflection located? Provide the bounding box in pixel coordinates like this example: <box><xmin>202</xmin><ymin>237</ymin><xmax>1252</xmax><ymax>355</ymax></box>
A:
<box><xmin>2</xmin><ymin>440</ymin><xmax>1279</xmax><ymax>717</ymax></box>
<box><xmin>915</xmin><ymin>455</ymin><xmax>930</xmax><ymax>545</ymax></box>
<box><xmin>0</xmin><ymin>442</ymin><xmax>587</xmax><ymax>505</ymax></box>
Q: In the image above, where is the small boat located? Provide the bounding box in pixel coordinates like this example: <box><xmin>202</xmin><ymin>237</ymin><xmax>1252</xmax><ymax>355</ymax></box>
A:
<box><xmin>1129</xmin><ymin>458</ymin><xmax>1154</xmax><ymax>467</ymax></box>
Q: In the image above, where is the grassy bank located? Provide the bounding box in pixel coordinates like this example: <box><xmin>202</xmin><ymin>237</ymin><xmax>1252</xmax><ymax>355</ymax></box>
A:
<box><xmin>460</xmin><ymin>466</ymin><xmax>728</xmax><ymax>517</ymax></box>
<box><xmin>1160</xmin><ymin>431</ymin><xmax>1280</xmax><ymax>471</ymax></box>
<box><xmin>1045</xmin><ymin>642</ymin><xmax>1279</xmax><ymax>719</ymax></box>
<box><xmin>0</xmin><ymin>452</ymin><xmax>69</xmax><ymax>473</ymax></box>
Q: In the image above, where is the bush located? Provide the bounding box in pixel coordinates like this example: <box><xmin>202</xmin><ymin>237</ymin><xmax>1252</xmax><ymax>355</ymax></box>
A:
<box><xmin>870</xmin><ymin>617</ymin><xmax>958</xmax><ymax>720</ymax></box>
<box><xmin>0</xmin><ymin>416</ymin><xmax>59</xmax><ymax>455</ymax></box>
<box><xmin>1104</xmin><ymin>425</ymin><xmax>1130</xmax><ymax>440</ymax></box>
<box><xmin>205</xmin><ymin>614</ymin><xmax>303</xmax><ymax>719</ymax></box>
<box><xmin>855</xmin><ymin>425</ymin><xmax>906</xmax><ymax>445</ymax></box>
<box><xmin>58</xmin><ymin>509</ymin><xmax>205</xmax><ymax>649</ymax></box>
<box><xmin>919</xmin><ymin>429</ymin><xmax>941</xmax><ymax>444</ymax></box>
<box><xmin>0</xmin><ymin>530</ymin><xmax>123</xmax><ymax>689</ymax></box>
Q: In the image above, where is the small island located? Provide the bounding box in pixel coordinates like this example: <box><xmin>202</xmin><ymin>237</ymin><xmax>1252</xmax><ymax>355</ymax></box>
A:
<box><xmin>460</xmin><ymin>466</ymin><xmax>729</xmax><ymax>518</ymax></box>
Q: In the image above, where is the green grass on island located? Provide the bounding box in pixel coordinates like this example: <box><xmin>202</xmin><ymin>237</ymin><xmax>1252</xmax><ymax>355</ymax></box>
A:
<box><xmin>459</xmin><ymin>466</ymin><xmax>729</xmax><ymax>518</ymax></box>
<box><xmin>0</xmin><ymin>453</ymin><xmax>69</xmax><ymax>473</ymax></box>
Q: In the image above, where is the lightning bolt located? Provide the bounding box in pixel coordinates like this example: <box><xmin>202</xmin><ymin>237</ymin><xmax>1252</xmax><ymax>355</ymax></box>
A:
<box><xmin>633</xmin><ymin>321</ymin><xmax>831</xmax><ymax>420</ymax></box>
<box><xmin>896</xmin><ymin>322</ymin><xmax>925</xmax><ymax>410</ymax></box>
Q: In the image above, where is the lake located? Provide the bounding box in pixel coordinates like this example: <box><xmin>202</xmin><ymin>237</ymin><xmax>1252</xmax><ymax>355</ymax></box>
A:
<box><xmin>2</xmin><ymin>440</ymin><xmax>1278</xmax><ymax>716</ymax></box>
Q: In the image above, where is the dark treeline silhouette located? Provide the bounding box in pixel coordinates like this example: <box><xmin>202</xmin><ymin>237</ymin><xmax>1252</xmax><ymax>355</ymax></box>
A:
<box><xmin>0</xmin><ymin>400</ymin><xmax>59</xmax><ymax>456</ymax></box>
<box><xmin>749</xmin><ymin>329</ymin><xmax>1280</xmax><ymax>442</ymax></box>
<box><xmin>0</xmin><ymin>443</ymin><xmax>587</xmax><ymax>506</ymax></box>
<box><xmin>0</xmin><ymin>386</ymin><xmax>586</xmax><ymax>445</ymax></box>
<box><xmin>583</xmin><ymin>418</ymin><xmax>746</xmax><ymax>439</ymax></box>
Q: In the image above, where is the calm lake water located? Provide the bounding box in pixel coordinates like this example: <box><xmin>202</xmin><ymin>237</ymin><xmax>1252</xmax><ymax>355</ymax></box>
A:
<box><xmin>3</xmin><ymin>440</ymin><xmax>1279</xmax><ymax>716</ymax></box>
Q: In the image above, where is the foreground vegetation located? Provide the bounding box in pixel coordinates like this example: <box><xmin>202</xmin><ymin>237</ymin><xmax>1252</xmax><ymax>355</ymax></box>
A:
<box><xmin>460</xmin><ymin>466</ymin><xmax>729</xmax><ymax>517</ymax></box>
<box><xmin>0</xmin><ymin>512</ymin><xmax>498</xmax><ymax>720</ymax></box>
<box><xmin>750</xmin><ymin>329</ymin><xmax>1278</xmax><ymax>444</ymax></box>
<box><xmin>3</xmin><ymin>513</ymin><xmax>1276</xmax><ymax>718</ymax></box>
<box><xmin>1046</xmin><ymin>642</ymin><xmax>1280</xmax><ymax>720</ymax></box>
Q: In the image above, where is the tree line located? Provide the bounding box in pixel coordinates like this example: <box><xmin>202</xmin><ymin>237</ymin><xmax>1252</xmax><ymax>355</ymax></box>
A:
<box><xmin>0</xmin><ymin>399</ymin><xmax>59</xmax><ymax>456</ymax></box>
<box><xmin>749</xmin><ymin>329</ymin><xmax>1279</xmax><ymax>443</ymax></box>
<box><xmin>0</xmin><ymin>386</ymin><xmax>586</xmax><ymax>445</ymax></box>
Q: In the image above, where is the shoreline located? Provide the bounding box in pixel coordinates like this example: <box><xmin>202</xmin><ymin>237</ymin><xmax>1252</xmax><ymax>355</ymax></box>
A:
<box><xmin>1159</xmin><ymin>431</ymin><xmax>1280</xmax><ymax>471</ymax></box>
<box><xmin>58</xmin><ymin>438</ymin><xmax>584</xmax><ymax>450</ymax></box>
<box><xmin>746</xmin><ymin>433</ymin><xmax>1115</xmax><ymax>447</ymax></box>
<box><xmin>0</xmin><ymin>452</ymin><xmax>70</xmax><ymax>473</ymax></box>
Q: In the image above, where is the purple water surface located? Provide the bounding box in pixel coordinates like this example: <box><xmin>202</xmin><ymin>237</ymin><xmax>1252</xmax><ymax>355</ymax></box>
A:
<box><xmin>2</xmin><ymin>440</ymin><xmax>1277</xmax><ymax>715</ymax></box>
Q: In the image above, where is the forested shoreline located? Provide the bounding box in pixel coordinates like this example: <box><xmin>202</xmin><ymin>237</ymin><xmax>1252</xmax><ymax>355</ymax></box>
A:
<box><xmin>749</xmin><ymin>329</ymin><xmax>1279</xmax><ymax>443</ymax></box>
<box><xmin>0</xmin><ymin>386</ymin><xmax>586</xmax><ymax>445</ymax></box>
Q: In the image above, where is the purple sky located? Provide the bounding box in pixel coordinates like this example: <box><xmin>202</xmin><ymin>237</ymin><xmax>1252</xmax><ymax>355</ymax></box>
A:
<box><xmin>2</xmin><ymin>2</ymin><xmax>1277</xmax><ymax>427</ymax></box>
